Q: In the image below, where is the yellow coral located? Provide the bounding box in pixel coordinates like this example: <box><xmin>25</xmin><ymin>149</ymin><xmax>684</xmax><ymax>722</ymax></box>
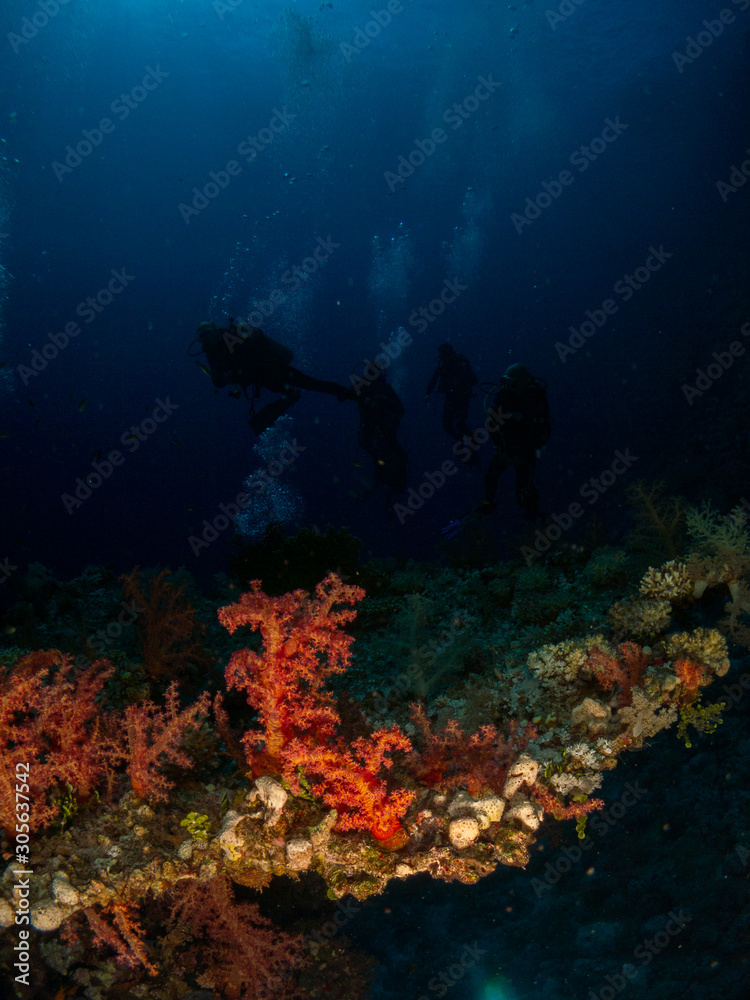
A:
<box><xmin>685</xmin><ymin>503</ymin><xmax>750</xmax><ymax>598</ymax></box>
<box><xmin>527</xmin><ymin>635</ymin><xmax>610</xmax><ymax>688</ymax></box>
<box><xmin>639</xmin><ymin>561</ymin><xmax>692</xmax><ymax>602</ymax></box>
<box><xmin>609</xmin><ymin>598</ymin><xmax>671</xmax><ymax>639</ymax></box>
<box><xmin>666</xmin><ymin>628</ymin><xmax>730</xmax><ymax>678</ymax></box>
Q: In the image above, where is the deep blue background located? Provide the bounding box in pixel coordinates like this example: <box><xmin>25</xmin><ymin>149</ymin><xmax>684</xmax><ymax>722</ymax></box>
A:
<box><xmin>2</xmin><ymin>4</ymin><xmax>750</xmax><ymax>1000</ymax></box>
<box><xmin>1</xmin><ymin>0</ymin><xmax>749</xmax><ymax>579</ymax></box>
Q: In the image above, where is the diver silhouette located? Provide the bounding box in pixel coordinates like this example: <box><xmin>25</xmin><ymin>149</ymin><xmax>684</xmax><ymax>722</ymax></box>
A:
<box><xmin>443</xmin><ymin>363</ymin><xmax>550</xmax><ymax>539</ymax></box>
<box><xmin>354</xmin><ymin>364</ymin><xmax>408</xmax><ymax>504</ymax></box>
<box><xmin>479</xmin><ymin>363</ymin><xmax>550</xmax><ymax>520</ymax></box>
<box><xmin>192</xmin><ymin>320</ymin><xmax>351</xmax><ymax>434</ymax></box>
<box><xmin>425</xmin><ymin>342</ymin><xmax>478</xmax><ymax>443</ymax></box>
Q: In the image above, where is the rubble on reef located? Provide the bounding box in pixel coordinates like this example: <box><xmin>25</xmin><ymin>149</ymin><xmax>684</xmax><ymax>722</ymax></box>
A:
<box><xmin>0</xmin><ymin>506</ymin><xmax>747</xmax><ymax>996</ymax></box>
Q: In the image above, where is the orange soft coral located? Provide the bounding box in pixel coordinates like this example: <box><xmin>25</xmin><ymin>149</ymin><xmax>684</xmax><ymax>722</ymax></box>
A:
<box><xmin>125</xmin><ymin>682</ymin><xmax>211</xmax><ymax>802</ymax></box>
<box><xmin>121</xmin><ymin>567</ymin><xmax>213</xmax><ymax>683</ymax></box>
<box><xmin>218</xmin><ymin>572</ymin><xmax>364</xmax><ymax>771</ymax></box>
<box><xmin>674</xmin><ymin>658</ymin><xmax>707</xmax><ymax>696</ymax></box>
<box><xmin>219</xmin><ymin>574</ymin><xmax>415</xmax><ymax>839</ymax></box>
<box><xmin>0</xmin><ymin>651</ymin><xmax>121</xmax><ymax>837</ymax></box>
<box><xmin>284</xmin><ymin>726</ymin><xmax>415</xmax><ymax>839</ymax></box>
<box><xmin>584</xmin><ymin>641</ymin><xmax>649</xmax><ymax>706</ymax></box>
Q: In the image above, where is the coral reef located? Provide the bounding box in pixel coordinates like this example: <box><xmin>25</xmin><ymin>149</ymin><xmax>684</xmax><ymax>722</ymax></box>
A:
<box><xmin>0</xmin><ymin>540</ymin><xmax>743</xmax><ymax>997</ymax></box>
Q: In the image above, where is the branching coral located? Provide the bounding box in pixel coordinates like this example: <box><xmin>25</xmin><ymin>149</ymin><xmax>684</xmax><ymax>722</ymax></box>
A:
<box><xmin>125</xmin><ymin>682</ymin><xmax>211</xmax><ymax>802</ymax></box>
<box><xmin>527</xmin><ymin>635</ymin><xmax>609</xmax><ymax>692</ymax></box>
<box><xmin>666</xmin><ymin>628</ymin><xmax>730</xmax><ymax>678</ymax></box>
<box><xmin>609</xmin><ymin>597</ymin><xmax>672</xmax><ymax>641</ymax></box>
<box><xmin>639</xmin><ymin>560</ymin><xmax>692</xmax><ymax>602</ymax></box>
<box><xmin>121</xmin><ymin>567</ymin><xmax>213</xmax><ymax>682</ymax></box>
<box><xmin>409</xmin><ymin>704</ymin><xmax>535</xmax><ymax>797</ymax></box>
<box><xmin>161</xmin><ymin>874</ymin><xmax>308</xmax><ymax>999</ymax></box>
<box><xmin>685</xmin><ymin>502</ymin><xmax>750</xmax><ymax>598</ymax></box>
<box><xmin>219</xmin><ymin>574</ymin><xmax>415</xmax><ymax>839</ymax></box>
<box><xmin>0</xmin><ymin>651</ymin><xmax>120</xmax><ymax>836</ymax></box>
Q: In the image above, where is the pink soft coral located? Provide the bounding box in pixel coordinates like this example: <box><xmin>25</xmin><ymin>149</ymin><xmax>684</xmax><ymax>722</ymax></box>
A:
<box><xmin>219</xmin><ymin>574</ymin><xmax>415</xmax><ymax>839</ymax></box>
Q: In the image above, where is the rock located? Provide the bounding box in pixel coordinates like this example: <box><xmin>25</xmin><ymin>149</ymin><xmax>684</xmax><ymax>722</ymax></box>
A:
<box><xmin>216</xmin><ymin>811</ymin><xmax>246</xmax><ymax>862</ymax></box>
<box><xmin>503</xmin><ymin>754</ymin><xmax>539</xmax><ymax>799</ymax></box>
<box><xmin>285</xmin><ymin>838</ymin><xmax>313</xmax><ymax>870</ymax></box>
<box><xmin>51</xmin><ymin>873</ymin><xmax>79</xmax><ymax>907</ymax></box>
<box><xmin>252</xmin><ymin>776</ymin><xmax>288</xmax><ymax>827</ymax></box>
<box><xmin>448</xmin><ymin>816</ymin><xmax>480</xmax><ymax>850</ymax></box>
<box><xmin>0</xmin><ymin>898</ymin><xmax>13</xmax><ymax>928</ymax></box>
<box><xmin>30</xmin><ymin>901</ymin><xmax>65</xmax><ymax>932</ymax></box>
<box><xmin>504</xmin><ymin>793</ymin><xmax>543</xmax><ymax>832</ymax></box>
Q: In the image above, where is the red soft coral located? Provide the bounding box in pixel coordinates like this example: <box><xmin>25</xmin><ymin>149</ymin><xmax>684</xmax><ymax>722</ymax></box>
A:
<box><xmin>409</xmin><ymin>704</ymin><xmax>536</xmax><ymax>797</ymax></box>
<box><xmin>165</xmin><ymin>874</ymin><xmax>308</xmax><ymax>999</ymax></box>
<box><xmin>84</xmin><ymin>901</ymin><xmax>158</xmax><ymax>976</ymax></box>
<box><xmin>125</xmin><ymin>682</ymin><xmax>211</xmax><ymax>802</ymax></box>
<box><xmin>218</xmin><ymin>573</ymin><xmax>364</xmax><ymax>772</ymax></box>
<box><xmin>584</xmin><ymin>641</ymin><xmax>649</xmax><ymax>706</ymax></box>
<box><xmin>284</xmin><ymin>726</ymin><xmax>415</xmax><ymax>840</ymax></box>
<box><xmin>0</xmin><ymin>651</ymin><xmax>120</xmax><ymax>837</ymax></box>
<box><xmin>219</xmin><ymin>574</ymin><xmax>415</xmax><ymax>839</ymax></box>
<box><xmin>121</xmin><ymin>567</ymin><xmax>213</xmax><ymax>682</ymax></box>
<box><xmin>531</xmin><ymin>782</ymin><xmax>605</xmax><ymax>820</ymax></box>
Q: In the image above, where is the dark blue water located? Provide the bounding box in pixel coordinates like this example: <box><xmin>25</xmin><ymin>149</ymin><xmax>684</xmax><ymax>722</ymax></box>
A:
<box><xmin>2</xmin><ymin>0</ymin><xmax>748</xmax><ymax>582</ymax></box>
<box><xmin>1</xmin><ymin>1</ymin><xmax>749</xmax><ymax>998</ymax></box>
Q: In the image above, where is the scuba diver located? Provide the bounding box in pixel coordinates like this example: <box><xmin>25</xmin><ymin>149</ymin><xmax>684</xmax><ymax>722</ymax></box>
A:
<box><xmin>425</xmin><ymin>342</ymin><xmax>478</xmax><ymax>444</ymax></box>
<box><xmin>355</xmin><ymin>363</ymin><xmax>408</xmax><ymax>504</ymax></box>
<box><xmin>443</xmin><ymin>363</ymin><xmax>550</xmax><ymax>538</ymax></box>
<box><xmin>191</xmin><ymin>320</ymin><xmax>352</xmax><ymax>434</ymax></box>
